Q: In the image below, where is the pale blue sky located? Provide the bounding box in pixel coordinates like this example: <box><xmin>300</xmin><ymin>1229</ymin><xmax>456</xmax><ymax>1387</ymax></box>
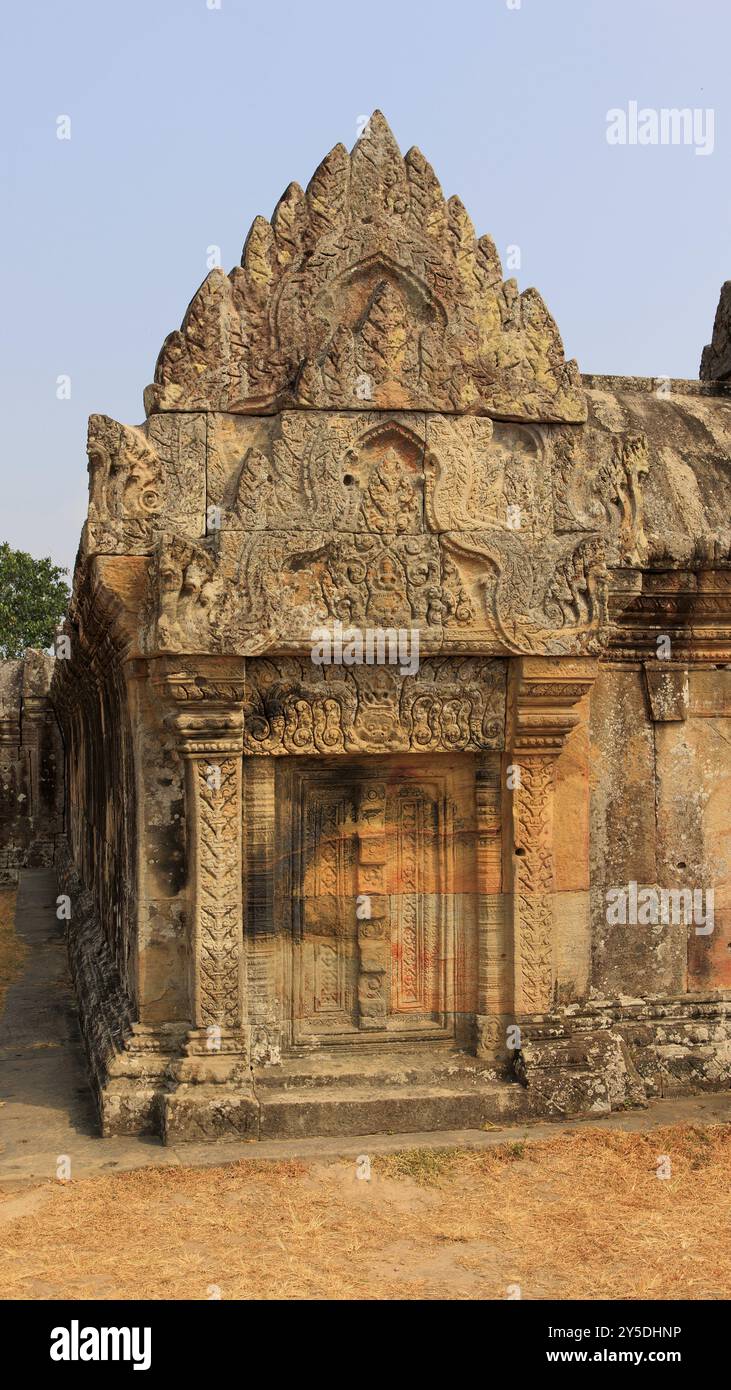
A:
<box><xmin>1</xmin><ymin>0</ymin><xmax>729</xmax><ymax>572</ymax></box>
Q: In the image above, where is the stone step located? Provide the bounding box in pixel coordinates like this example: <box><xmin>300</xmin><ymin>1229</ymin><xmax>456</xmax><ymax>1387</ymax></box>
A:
<box><xmin>257</xmin><ymin>1079</ymin><xmax>529</xmax><ymax>1140</ymax></box>
<box><xmin>252</xmin><ymin>1045</ymin><xmax>504</xmax><ymax>1092</ymax></box>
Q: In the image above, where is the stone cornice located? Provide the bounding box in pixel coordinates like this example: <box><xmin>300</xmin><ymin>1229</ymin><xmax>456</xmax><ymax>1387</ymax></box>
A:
<box><xmin>607</xmin><ymin>567</ymin><xmax>731</xmax><ymax>662</ymax></box>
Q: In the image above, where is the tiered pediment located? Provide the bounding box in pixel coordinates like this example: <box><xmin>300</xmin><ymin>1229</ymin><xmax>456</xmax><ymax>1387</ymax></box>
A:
<box><xmin>145</xmin><ymin>112</ymin><xmax>585</xmax><ymax>423</ymax></box>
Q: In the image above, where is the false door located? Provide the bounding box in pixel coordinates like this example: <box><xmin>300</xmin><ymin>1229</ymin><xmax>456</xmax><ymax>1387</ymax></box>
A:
<box><xmin>287</xmin><ymin>758</ymin><xmax>468</xmax><ymax>1044</ymax></box>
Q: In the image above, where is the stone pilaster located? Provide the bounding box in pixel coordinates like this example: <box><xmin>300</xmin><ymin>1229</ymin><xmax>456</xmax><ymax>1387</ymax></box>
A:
<box><xmin>168</xmin><ymin>701</ymin><xmax>246</xmax><ymax>1041</ymax></box>
<box><xmin>474</xmin><ymin>758</ymin><xmax>508</xmax><ymax>1059</ymax></box>
<box><xmin>20</xmin><ymin>694</ymin><xmax>47</xmax><ymax>818</ymax></box>
<box><xmin>155</xmin><ymin>671</ymin><xmax>256</xmax><ymax>1139</ymax></box>
<box><xmin>506</xmin><ymin>658</ymin><xmax>597</xmax><ymax>1017</ymax></box>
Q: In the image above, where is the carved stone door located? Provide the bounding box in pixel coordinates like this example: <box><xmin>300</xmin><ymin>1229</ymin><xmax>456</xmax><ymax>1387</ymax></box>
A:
<box><xmin>286</xmin><ymin>758</ymin><xmax>468</xmax><ymax>1045</ymax></box>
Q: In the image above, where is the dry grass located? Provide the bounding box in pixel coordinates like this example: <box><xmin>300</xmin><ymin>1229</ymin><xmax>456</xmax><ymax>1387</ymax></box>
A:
<box><xmin>0</xmin><ymin>887</ymin><xmax>22</xmax><ymax>1014</ymax></box>
<box><xmin>1</xmin><ymin>1123</ymin><xmax>729</xmax><ymax>1300</ymax></box>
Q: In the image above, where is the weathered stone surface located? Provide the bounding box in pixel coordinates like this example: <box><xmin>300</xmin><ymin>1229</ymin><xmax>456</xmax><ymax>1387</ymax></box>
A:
<box><xmin>0</xmin><ymin>652</ymin><xmax>63</xmax><ymax>884</ymax></box>
<box><xmin>644</xmin><ymin>663</ymin><xmax>689</xmax><ymax>721</ymax></box>
<box><xmin>145</xmin><ymin>113</ymin><xmax>585</xmax><ymax>424</ymax></box>
<box><xmin>701</xmin><ymin>281</ymin><xmax>731</xmax><ymax>382</ymax></box>
<box><xmin>84</xmin><ymin>412</ymin><xmax>206</xmax><ymax>556</ymax></box>
<box><xmin>515</xmin><ymin>1024</ymin><xmax>647</xmax><ymax>1116</ymax></box>
<box><xmin>2</xmin><ymin>113</ymin><xmax>726</xmax><ymax>1143</ymax></box>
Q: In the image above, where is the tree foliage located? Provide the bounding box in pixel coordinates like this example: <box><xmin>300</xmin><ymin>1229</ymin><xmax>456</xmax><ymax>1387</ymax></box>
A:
<box><xmin>0</xmin><ymin>543</ymin><xmax>70</xmax><ymax>659</ymax></box>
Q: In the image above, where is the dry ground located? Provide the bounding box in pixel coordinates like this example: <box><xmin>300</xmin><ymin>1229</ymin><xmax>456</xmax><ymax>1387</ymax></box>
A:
<box><xmin>0</xmin><ymin>1123</ymin><xmax>729</xmax><ymax>1300</ymax></box>
<box><xmin>0</xmin><ymin>887</ymin><xmax>22</xmax><ymax>1014</ymax></box>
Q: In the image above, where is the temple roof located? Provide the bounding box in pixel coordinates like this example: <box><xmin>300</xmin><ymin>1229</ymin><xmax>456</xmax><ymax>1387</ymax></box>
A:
<box><xmin>145</xmin><ymin>112</ymin><xmax>585</xmax><ymax>424</ymax></box>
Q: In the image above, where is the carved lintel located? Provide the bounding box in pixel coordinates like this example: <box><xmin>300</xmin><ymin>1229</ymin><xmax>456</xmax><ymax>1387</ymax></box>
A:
<box><xmin>165</xmin><ymin>696</ymin><xmax>246</xmax><ymax>1043</ymax></box>
<box><xmin>242</xmin><ymin>655</ymin><xmax>505</xmax><ymax>755</ymax></box>
<box><xmin>507</xmin><ymin>658</ymin><xmax>596</xmax><ymax>1015</ymax></box>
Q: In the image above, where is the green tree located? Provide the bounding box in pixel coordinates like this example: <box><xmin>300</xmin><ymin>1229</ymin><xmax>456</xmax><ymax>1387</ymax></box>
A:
<box><xmin>0</xmin><ymin>543</ymin><xmax>70</xmax><ymax>659</ymax></box>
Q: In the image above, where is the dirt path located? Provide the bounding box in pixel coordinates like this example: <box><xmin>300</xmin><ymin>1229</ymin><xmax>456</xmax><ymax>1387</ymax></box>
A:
<box><xmin>1</xmin><ymin>1123</ymin><xmax>729</xmax><ymax>1300</ymax></box>
<box><xmin>2</xmin><ymin>873</ymin><xmax>730</xmax><ymax>1300</ymax></box>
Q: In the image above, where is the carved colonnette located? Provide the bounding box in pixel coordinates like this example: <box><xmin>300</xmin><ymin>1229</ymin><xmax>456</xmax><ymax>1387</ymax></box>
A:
<box><xmin>474</xmin><ymin>758</ymin><xmax>508</xmax><ymax>1059</ymax></box>
<box><xmin>244</xmin><ymin>757</ymin><xmax>279</xmax><ymax>1064</ymax></box>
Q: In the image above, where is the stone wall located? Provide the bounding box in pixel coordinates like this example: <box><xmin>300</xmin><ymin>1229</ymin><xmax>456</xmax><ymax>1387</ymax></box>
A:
<box><xmin>0</xmin><ymin>650</ymin><xmax>63</xmax><ymax>884</ymax></box>
<box><xmin>52</xmin><ymin>576</ymin><xmax>139</xmax><ymax>1008</ymax></box>
<box><xmin>590</xmin><ymin>663</ymin><xmax>731</xmax><ymax>997</ymax></box>
<box><xmin>36</xmin><ymin>111</ymin><xmax>731</xmax><ymax>1140</ymax></box>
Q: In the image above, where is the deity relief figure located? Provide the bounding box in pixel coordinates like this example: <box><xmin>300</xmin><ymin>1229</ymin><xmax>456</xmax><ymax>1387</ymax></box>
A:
<box><xmin>362</xmin><ymin>447</ymin><xmax>420</xmax><ymax>533</ymax></box>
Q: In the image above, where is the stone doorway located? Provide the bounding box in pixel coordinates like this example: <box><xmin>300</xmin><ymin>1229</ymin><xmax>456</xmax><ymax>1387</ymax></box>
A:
<box><xmin>278</xmin><ymin>756</ymin><xmax>477</xmax><ymax>1048</ymax></box>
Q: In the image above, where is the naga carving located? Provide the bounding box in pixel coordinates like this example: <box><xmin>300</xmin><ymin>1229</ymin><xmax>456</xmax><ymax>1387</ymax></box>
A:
<box><xmin>443</xmin><ymin>528</ymin><xmax>608</xmax><ymax>655</ymax></box>
<box><xmin>86</xmin><ymin>415</ymin><xmax>162</xmax><ymax>550</ymax></box>
<box><xmin>552</xmin><ymin>428</ymin><xmax>650</xmax><ymax>566</ymax></box>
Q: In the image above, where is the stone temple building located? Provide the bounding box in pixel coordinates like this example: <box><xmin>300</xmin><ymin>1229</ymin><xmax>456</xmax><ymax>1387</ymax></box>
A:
<box><xmin>9</xmin><ymin>113</ymin><xmax>731</xmax><ymax>1141</ymax></box>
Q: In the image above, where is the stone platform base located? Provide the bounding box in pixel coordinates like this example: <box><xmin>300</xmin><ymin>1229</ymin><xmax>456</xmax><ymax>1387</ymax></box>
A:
<box><xmin>91</xmin><ymin>1000</ymin><xmax>731</xmax><ymax>1142</ymax></box>
<box><xmin>58</xmin><ymin>851</ymin><xmax>731</xmax><ymax>1142</ymax></box>
<box><xmin>98</xmin><ymin>1046</ymin><xmax>533</xmax><ymax>1142</ymax></box>
<box><xmin>83</xmin><ymin>1011</ymin><xmax>731</xmax><ymax>1143</ymax></box>
<box><xmin>515</xmin><ymin>996</ymin><xmax>731</xmax><ymax>1116</ymax></box>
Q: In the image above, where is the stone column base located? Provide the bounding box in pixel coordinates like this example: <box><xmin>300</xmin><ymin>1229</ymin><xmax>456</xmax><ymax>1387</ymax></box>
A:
<box><xmin>161</xmin><ymin>1027</ymin><xmax>258</xmax><ymax>1141</ymax></box>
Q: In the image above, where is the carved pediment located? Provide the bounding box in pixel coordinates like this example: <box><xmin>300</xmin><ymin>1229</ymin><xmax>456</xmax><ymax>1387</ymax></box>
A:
<box><xmin>127</xmin><ymin>402</ymin><xmax>654</xmax><ymax>659</ymax></box>
<box><xmin>146</xmin><ymin>112</ymin><xmax>585</xmax><ymax>424</ymax></box>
